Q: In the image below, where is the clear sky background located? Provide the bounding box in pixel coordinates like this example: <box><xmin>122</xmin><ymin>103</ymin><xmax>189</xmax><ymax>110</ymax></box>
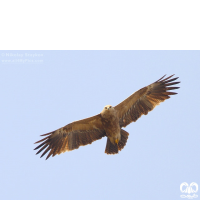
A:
<box><xmin>0</xmin><ymin>51</ymin><xmax>200</xmax><ymax>200</ymax></box>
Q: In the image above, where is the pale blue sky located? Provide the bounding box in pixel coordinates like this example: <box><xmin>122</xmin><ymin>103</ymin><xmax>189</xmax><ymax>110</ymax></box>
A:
<box><xmin>0</xmin><ymin>51</ymin><xmax>200</xmax><ymax>200</ymax></box>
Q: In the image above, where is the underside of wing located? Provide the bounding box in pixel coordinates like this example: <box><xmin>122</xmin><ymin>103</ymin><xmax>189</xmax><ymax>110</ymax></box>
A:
<box><xmin>34</xmin><ymin>114</ymin><xmax>105</xmax><ymax>159</ymax></box>
<box><xmin>114</xmin><ymin>75</ymin><xmax>180</xmax><ymax>127</ymax></box>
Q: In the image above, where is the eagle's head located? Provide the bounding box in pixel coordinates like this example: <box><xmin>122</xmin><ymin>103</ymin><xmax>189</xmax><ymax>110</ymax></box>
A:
<box><xmin>104</xmin><ymin>105</ymin><xmax>113</xmax><ymax>110</ymax></box>
<box><xmin>101</xmin><ymin>105</ymin><xmax>115</xmax><ymax>118</ymax></box>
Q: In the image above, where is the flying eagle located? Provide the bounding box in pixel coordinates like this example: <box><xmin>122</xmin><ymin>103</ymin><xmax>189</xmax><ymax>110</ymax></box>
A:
<box><xmin>34</xmin><ymin>75</ymin><xmax>180</xmax><ymax>159</ymax></box>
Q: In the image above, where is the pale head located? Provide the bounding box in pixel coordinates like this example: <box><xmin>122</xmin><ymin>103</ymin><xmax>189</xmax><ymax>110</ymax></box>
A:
<box><xmin>104</xmin><ymin>105</ymin><xmax>113</xmax><ymax>110</ymax></box>
<box><xmin>101</xmin><ymin>105</ymin><xmax>116</xmax><ymax>118</ymax></box>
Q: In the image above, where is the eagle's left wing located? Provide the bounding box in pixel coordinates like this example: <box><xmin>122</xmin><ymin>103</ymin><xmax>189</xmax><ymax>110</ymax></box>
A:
<box><xmin>114</xmin><ymin>75</ymin><xmax>180</xmax><ymax>127</ymax></box>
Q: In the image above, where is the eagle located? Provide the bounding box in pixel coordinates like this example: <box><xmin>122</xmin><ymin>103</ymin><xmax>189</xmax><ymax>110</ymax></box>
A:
<box><xmin>34</xmin><ymin>75</ymin><xmax>180</xmax><ymax>159</ymax></box>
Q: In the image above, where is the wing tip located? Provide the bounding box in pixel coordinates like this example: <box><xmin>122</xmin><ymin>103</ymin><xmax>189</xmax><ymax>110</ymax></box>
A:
<box><xmin>156</xmin><ymin>74</ymin><xmax>166</xmax><ymax>82</ymax></box>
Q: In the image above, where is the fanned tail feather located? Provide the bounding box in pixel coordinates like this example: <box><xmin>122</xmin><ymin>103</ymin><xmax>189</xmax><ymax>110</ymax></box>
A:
<box><xmin>118</xmin><ymin>129</ymin><xmax>129</xmax><ymax>151</ymax></box>
<box><xmin>105</xmin><ymin>129</ymin><xmax>129</xmax><ymax>154</ymax></box>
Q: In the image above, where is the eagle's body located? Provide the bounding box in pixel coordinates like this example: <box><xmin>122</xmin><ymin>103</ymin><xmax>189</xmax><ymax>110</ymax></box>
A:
<box><xmin>34</xmin><ymin>75</ymin><xmax>180</xmax><ymax>159</ymax></box>
<box><xmin>101</xmin><ymin>105</ymin><xmax>121</xmax><ymax>145</ymax></box>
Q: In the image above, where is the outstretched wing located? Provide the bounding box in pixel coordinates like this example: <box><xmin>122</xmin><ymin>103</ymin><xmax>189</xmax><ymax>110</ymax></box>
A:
<box><xmin>34</xmin><ymin>114</ymin><xmax>105</xmax><ymax>159</ymax></box>
<box><xmin>114</xmin><ymin>75</ymin><xmax>180</xmax><ymax>127</ymax></box>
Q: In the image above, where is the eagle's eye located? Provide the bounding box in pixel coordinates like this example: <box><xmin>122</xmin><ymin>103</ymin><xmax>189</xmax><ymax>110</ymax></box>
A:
<box><xmin>109</xmin><ymin>106</ymin><xmax>112</xmax><ymax>108</ymax></box>
<box><xmin>105</xmin><ymin>107</ymin><xmax>107</xmax><ymax>109</ymax></box>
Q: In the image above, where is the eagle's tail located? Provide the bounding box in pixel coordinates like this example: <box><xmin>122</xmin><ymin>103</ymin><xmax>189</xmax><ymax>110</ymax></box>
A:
<box><xmin>105</xmin><ymin>129</ymin><xmax>129</xmax><ymax>154</ymax></box>
<box><xmin>105</xmin><ymin>138</ymin><xmax>118</xmax><ymax>154</ymax></box>
<box><xmin>118</xmin><ymin>129</ymin><xmax>129</xmax><ymax>151</ymax></box>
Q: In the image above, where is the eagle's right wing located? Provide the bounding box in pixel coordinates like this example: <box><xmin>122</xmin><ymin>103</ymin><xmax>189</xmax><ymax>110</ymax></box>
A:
<box><xmin>34</xmin><ymin>114</ymin><xmax>105</xmax><ymax>159</ymax></box>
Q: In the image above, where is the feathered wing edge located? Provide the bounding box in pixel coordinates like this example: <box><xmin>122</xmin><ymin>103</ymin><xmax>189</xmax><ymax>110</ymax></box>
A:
<box><xmin>34</xmin><ymin>114</ymin><xmax>106</xmax><ymax>159</ymax></box>
<box><xmin>115</xmin><ymin>75</ymin><xmax>180</xmax><ymax>127</ymax></box>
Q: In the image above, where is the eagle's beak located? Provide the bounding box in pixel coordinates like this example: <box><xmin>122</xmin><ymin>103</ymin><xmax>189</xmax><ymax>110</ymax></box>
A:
<box><xmin>107</xmin><ymin>107</ymin><xmax>109</xmax><ymax>110</ymax></box>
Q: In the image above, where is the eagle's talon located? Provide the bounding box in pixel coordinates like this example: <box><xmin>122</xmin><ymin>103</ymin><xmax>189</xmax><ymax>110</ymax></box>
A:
<box><xmin>115</xmin><ymin>139</ymin><xmax>119</xmax><ymax>144</ymax></box>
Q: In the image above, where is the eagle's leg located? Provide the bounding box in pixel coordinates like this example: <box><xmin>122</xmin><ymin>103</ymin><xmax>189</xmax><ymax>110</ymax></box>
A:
<box><xmin>115</xmin><ymin>138</ymin><xmax>119</xmax><ymax>144</ymax></box>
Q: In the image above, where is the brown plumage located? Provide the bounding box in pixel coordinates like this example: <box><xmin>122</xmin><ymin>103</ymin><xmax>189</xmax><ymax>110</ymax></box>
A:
<box><xmin>34</xmin><ymin>75</ymin><xmax>180</xmax><ymax>159</ymax></box>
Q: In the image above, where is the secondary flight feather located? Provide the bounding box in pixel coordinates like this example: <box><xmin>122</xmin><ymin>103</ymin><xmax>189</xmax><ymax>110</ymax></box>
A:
<box><xmin>34</xmin><ymin>75</ymin><xmax>180</xmax><ymax>159</ymax></box>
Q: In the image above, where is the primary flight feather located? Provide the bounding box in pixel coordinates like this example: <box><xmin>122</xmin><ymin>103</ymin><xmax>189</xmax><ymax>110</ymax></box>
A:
<box><xmin>34</xmin><ymin>74</ymin><xmax>180</xmax><ymax>159</ymax></box>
